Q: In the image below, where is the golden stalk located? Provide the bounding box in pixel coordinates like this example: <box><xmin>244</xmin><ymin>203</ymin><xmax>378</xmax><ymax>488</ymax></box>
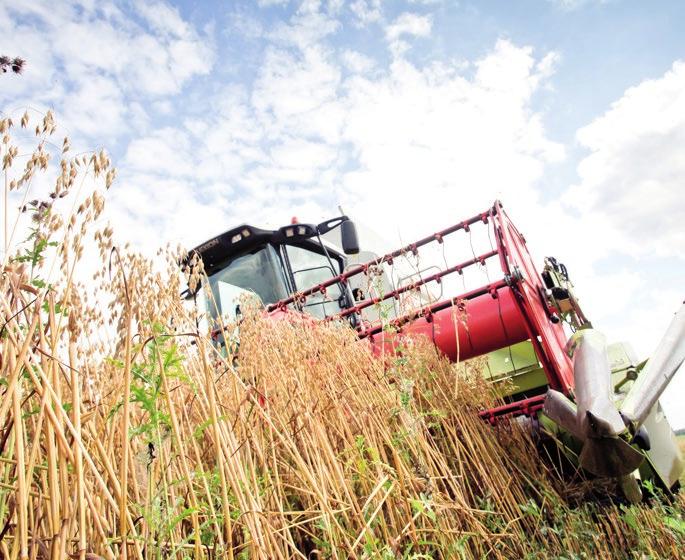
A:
<box><xmin>69</xmin><ymin>340</ymin><xmax>86</xmax><ymax>560</ymax></box>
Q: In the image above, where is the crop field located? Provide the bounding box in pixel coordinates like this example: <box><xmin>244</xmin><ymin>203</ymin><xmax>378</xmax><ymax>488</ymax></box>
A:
<box><xmin>679</xmin><ymin>437</ymin><xmax>685</xmax><ymax>486</ymax></box>
<box><xmin>1</xmin><ymin>115</ymin><xmax>684</xmax><ymax>559</ymax></box>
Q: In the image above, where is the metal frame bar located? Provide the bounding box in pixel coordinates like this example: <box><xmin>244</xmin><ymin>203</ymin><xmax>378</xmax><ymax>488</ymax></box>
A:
<box><xmin>479</xmin><ymin>395</ymin><xmax>546</xmax><ymax>424</ymax></box>
<box><xmin>267</xmin><ymin>209</ymin><xmax>491</xmax><ymax>312</ymax></box>
<box><xmin>358</xmin><ymin>278</ymin><xmax>509</xmax><ymax>338</ymax></box>
<box><xmin>331</xmin><ymin>249</ymin><xmax>499</xmax><ymax>322</ymax></box>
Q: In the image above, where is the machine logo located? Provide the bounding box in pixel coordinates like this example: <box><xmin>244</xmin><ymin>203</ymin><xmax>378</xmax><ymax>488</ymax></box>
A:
<box><xmin>197</xmin><ymin>237</ymin><xmax>220</xmax><ymax>253</ymax></box>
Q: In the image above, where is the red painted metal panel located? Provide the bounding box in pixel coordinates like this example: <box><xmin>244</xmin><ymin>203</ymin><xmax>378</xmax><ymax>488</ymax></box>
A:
<box><xmin>492</xmin><ymin>203</ymin><xmax>575</xmax><ymax>394</ymax></box>
<box><xmin>479</xmin><ymin>395</ymin><xmax>546</xmax><ymax>424</ymax></box>
<box><xmin>368</xmin><ymin>286</ymin><xmax>529</xmax><ymax>363</ymax></box>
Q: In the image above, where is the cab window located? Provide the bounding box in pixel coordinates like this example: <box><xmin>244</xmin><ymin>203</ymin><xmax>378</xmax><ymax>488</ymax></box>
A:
<box><xmin>285</xmin><ymin>245</ymin><xmax>344</xmax><ymax>319</ymax></box>
<box><xmin>207</xmin><ymin>244</ymin><xmax>288</xmax><ymax>320</ymax></box>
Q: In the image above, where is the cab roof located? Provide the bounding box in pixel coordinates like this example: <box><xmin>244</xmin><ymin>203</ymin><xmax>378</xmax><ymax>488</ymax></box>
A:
<box><xmin>185</xmin><ymin>224</ymin><xmax>276</xmax><ymax>276</ymax></box>
<box><xmin>184</xmin><ymin>221</ymin><xmax>330</xmax><ymax>277</ymax></box>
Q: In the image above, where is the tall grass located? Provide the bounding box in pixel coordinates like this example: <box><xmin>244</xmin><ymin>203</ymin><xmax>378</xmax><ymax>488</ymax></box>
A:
<box><xmin>1</xmin><ymin>112</ymin><xmax>684</xmax><ymax>559</ymax></box>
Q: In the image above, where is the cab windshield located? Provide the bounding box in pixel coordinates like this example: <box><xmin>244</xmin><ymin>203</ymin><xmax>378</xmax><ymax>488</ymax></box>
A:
<box><xmin>285</xmin><ymin>244</ymin><xmax>343</xmax><ymax>319</ymax></box>
<box><xmin>206</xmin><ymin>244</ymin><xmax>288</xmax><ymax>321</ymax></box>
<box><xmin>204</xmin><ymin>240</ymin><xmax>347</xmax><ymax>325</ymax></box>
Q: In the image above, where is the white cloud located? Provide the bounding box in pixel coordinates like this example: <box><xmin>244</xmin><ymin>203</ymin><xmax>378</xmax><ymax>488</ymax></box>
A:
<box><xmin>124</xmin><ymin>128</ymin><xmax>195</xmax><ymax>178</ymax></box>
<box><xmin>0</xmin><ymin>0</ymin><xmax>214</xmax><ymax>146</ymax></box>
<box><xmin>385</xmin><ymin>12</ymin><xmax>433</xmax><ymax>42</ymax></box>
<box><xmin>134</xmin><ymin>1</ymin><xmax>193</xmax><ymax>37</ymax></box>
<box><xmin>385</xmin><ymin>12</ymin><xmax>433</xmax><ymax>57</ymax></box>
<box><xmin>228</xmin><ymin>9</ymin><xmax>265</xmax><ymax>39</ymax></box>
<box><xmin>349</xmin><ymin>0</ymin><xmax>382</xmax><ymax>27</ymax></box>
<box><xmin>338</xmin><ymin>40</ymin><xmax>563</xmax><ymax>240</ymax></box>
<box><xmin>567</xmin><ymin>60</ymin><xmax>685</xmax><ymax>258</ymax></box>
<box><xmin>252</xmin><ymin>45</ymin><xmax>343</xmax><ymax>140</ymax></box>
<box><xmin>269</xmin><ymin>1</ymin><xmax>340</xmax><ymax>49</ymax></box>
<box><xmin>385</xmin><ymin>12</ymin><xmax>433</xmax><ymax>56</ymax></box>
<box><xmin>61</xmin><ymin>76</ymin><xmax>127</xmax><ymax>139</ymax></box>
<box><xmin>107</xmin><ymin>174</ymin><xmax>233</xmax><ymax>251</ymax></box>
<box><xmin>547</xmin><ymin>0</ymin><xmax>612</xmax><ymax>10</ymax></box>
<box><xmin>340</xmin><ymin>49</ymin><xmax>376</xmax><ymax>74</ymax></box>
<box><xmin>270</xmin><ymin>137</ymin><xmax>338</xmax><ymax>172</ymax></box>
<box><xmin>46</xmin><ymin>2</ymin><xmax>212</xmax><ymax>96</ymax></box>
<box><xmin>97</xmin><ymin>14</ymin><xmax>563</xmax><ymax>272</ymax></box>
<box><xmin>258</xmin><ymin>0</ymin><xmax>290</xmax><ymax>7</ymax></box>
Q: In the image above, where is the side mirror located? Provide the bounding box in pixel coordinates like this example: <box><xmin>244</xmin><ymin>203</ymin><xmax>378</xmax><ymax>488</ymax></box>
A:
<box><xmin>341</xmin><ymin>219</ymin><xmax>359</xmax><ymax>255</ymax></box>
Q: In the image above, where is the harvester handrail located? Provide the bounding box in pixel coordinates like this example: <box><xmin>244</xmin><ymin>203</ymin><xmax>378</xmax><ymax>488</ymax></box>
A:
<box><xmin>329</xmin><ymin>248</ymin><xmax>500</xmax><ymax>321</ymax></box>
<box><xmin>359</xmin><ymin>278</ymin><xmax>510</xmax><ymax>338</ymax></box>
<box><xmin>267</xmin><ymin>208</ymin><xmax>492</xmax><ymax>312</ymax></box>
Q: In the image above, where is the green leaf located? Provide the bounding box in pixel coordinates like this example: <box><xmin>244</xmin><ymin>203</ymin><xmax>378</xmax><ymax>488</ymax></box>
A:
<box><xmin>664</xmin><ymin>516</ymin><xmax>685</xmax><ymax>535</ymax></box>
<box><xmin>620</xmin><ymin>505</ymin><xmax>639</xmax><ymax>532</ymax></box>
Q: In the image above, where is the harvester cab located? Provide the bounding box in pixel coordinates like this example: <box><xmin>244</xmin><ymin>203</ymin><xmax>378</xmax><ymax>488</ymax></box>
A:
<box><xmin>184</xmin><ymin>200</ymin><xmax>684</xmax><ymax>503</ymax></box>
<box><xmin>184</xmin><ymin>215</ymin><xmax>382</xmax><ymax>326</ymax></box>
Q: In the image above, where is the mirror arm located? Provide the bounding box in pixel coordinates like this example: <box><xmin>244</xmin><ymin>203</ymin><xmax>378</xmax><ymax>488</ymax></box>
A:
<box><xmin>316</xmin><ymin>216</ymin><xmax>348</xmax><ymax>235</ymax></box>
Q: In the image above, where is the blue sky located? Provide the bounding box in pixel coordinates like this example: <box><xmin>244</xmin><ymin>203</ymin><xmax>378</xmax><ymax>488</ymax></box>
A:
<box><xmin>1</xmin><ymin>0</ymin><xmax>684</xmax><ymax>425</ymax></box>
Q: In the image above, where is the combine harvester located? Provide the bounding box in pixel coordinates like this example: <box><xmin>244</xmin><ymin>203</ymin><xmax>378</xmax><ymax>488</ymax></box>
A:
<box><xmin>186</xmin><ymin>200</ymin><xmax>684</xmax><ymax>503</ymax></box>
